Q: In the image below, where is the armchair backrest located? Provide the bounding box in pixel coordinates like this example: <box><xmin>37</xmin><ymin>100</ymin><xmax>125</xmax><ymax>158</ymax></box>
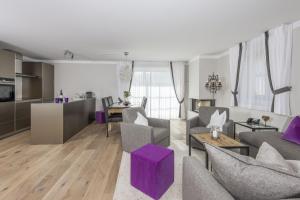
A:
<box><xmin>198</xmin><ymin>107</ymin><xmax>230</xmax><ymax>126</ymax></box>
<box><xmin>122</xmin><ymin>107</ymin><xmax>147</xmax><ymax>123</ymax></box>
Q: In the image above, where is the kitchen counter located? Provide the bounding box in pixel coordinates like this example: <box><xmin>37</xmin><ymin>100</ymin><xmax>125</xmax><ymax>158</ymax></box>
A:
<box><xmin>31</xmin><ymin>98</ymin><xmax>95</xmax><ymax>144</ymax></box>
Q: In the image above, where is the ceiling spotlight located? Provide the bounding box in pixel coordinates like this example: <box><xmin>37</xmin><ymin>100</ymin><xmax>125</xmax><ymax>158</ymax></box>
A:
<box><xmin>64</xmin><ymin>50</ymin><xmax>74</xmax><ymax>59</ymax></box>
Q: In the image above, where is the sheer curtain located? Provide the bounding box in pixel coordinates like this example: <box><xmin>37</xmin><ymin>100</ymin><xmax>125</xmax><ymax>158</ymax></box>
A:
<box><xmin>268</xmin><ymin>24</ymin><xmax>293</xmax><ymax>115</ymax></box>
<box><xmin>170</xmin><ymin>61</ymin><xmax>185</xmax><ymax>119</ymax></box>
<box><xmin>130</xmin><ymin>61</ymin><xmax>179</xmax><ymax>119</ymax></box>
<box><xmin>238</xmin><ymin>35</ymin><xmax>273</xmax><ymax>111</ymax></box>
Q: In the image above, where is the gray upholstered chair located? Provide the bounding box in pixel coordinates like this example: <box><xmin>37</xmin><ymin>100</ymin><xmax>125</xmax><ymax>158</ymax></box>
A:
<box><xmin>186</xmin><ymin>107</ymin><xmax>234</xmax><ymax>149</ymax></box>
<box><xmin>120</xmin><ymin>107</ymin><xmax>170</xmax><ymax>152</ymax></box>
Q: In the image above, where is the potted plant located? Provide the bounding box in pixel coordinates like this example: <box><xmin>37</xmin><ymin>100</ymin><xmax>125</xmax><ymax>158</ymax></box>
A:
<box><xmin>123</xmin><ymin>91</ymin><xmax>131</xmax><ymax>106</ymax></box>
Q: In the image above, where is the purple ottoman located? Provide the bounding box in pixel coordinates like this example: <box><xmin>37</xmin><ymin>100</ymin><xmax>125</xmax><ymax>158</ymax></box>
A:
<box><xmin>131</xmin><ymin>144</ymin><xmax>174</xmax><ymax>200</ymax></box>
<box><xmin>95</xmin><ymin>111</ymin><xmax>105</xmax><ymax>124</ymax></box>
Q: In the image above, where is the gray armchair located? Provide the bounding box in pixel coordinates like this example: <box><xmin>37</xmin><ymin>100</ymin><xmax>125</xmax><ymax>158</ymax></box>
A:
<box><xmin>120</xmin><ymin>107</ymin><xmax>170</xmax><ymax>152</ymax></box>
<box><xmin>186</xmin><ymin>107</ymin><xmax>234</xmax><ymax>149</ymax></box>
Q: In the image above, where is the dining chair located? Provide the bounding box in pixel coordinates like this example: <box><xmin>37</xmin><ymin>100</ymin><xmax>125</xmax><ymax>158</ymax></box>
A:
<box><xmin>118</xmin><ymin>97</ymin><xmax>123</xmax><ymax>103</ymax></box>
<box><xmin>108</xmin><ymin>96</ymin><xmax>114</xmax><ymax>106</ymax></box>
<box><xmin>141</xmin><ymin>96</ymin><xmax>147</xmax><ymax>109</ymax></box>
<box><xmin>102</xmin><ymin>97</ymin><xmax>122</xmax><ymax>137</ymax></box>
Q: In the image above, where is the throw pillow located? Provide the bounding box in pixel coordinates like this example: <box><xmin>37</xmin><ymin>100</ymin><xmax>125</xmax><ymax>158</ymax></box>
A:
<box><xmin>256</xmin><ymin>142</ymin><xmax>294</xmax><ymax>173</ymax></box>
<box><xmin>281</xmin><ymin>116</ymin><xmax>300</xmax><ymax>145</ymax></box>
<box><xmin>207</xmin><ymin>110</ymin><xmax>227</xmax><ymax>131</ymax></box>
<box><xmin>204</xmin><ymin>143</ymin><xmax>300</xmax><ymax>200</ymax></box>
<box><xmin>134</xmin><ymin>112</ymin><xmax>148</xmax><ymax>126</ymax></box>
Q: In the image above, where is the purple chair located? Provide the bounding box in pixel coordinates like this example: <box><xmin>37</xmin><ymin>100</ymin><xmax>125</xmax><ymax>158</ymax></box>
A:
<box><xmin>131</xmin><ymin>144</ymin><xmax>174</xmax><ymax>199</ymax></box>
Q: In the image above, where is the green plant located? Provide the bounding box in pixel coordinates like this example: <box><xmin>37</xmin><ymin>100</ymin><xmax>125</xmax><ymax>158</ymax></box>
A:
<box><xmin>123</xmin><ymin>91</ymin><xmax>131</xmax><ymax>98</ymax></box>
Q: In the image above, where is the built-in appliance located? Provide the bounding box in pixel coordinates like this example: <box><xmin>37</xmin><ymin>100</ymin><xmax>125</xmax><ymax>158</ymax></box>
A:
<box><xmin>0</xmin><ymin>77</ymin><xmax>15</xmax><ymax>102</ymax></box>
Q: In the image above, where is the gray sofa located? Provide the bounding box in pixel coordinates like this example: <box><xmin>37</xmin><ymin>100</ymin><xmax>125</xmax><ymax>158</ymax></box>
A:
<box><xmin>240</xmin><ymin>131</ymin><xmax>300</xmax><ymax>160</ymax></box>
<box><xmin>186</xmin><ymin>107</ymin><xmax>234</xmax><ymax>149</ymax></box>
<box><xmin>183</xmin><ymin>157</ymin><xmax>235</xmax><ymax>200</ymax></box>
<box><xmin>120</xmin><ymin>107</ymin><xmax>170</xmax><ymax>152</ymax></box>
<box><xmin>183</xmin><ymin>154</ymin><xmax>300</xmax><ymax>200</ymax></box>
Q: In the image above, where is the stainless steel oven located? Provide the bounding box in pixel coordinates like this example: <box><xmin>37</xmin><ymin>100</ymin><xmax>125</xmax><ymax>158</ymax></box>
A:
<box><xmin>0</xmin><ymin>77</ymin><xmax>15</xmax><ymax>102</ymax></box>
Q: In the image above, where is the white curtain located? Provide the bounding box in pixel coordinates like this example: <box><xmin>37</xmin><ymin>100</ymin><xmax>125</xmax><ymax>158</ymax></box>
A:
<box><xmin>268</xmin><ymin>24</ymin><xmax>293</xmax><ymax>115</ymax></box>
<box><xmin>238</xmin><ymin>35</ymin><xmax>273</xmax><ymax>111</ymax></box>
<box><xmin>170</xmin><ymin>61</ymin><xmax>186</xmax><ymax>119</ymax></box>
<box><xmin>229</xmin><ymin>45</ymin><xmax>240</xmax><ymax>106</ymax></box>
<box><xmin>130</xmin><ymin>61</ymin><xmax>179</xmax><ymax>119</ymax></box>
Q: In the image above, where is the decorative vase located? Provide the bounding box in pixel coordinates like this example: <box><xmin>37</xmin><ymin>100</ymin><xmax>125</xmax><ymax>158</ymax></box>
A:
<box><xmin>210</xmin><ymin>126</ymin><xmax>221</xmax><ymax>140</ymax></box>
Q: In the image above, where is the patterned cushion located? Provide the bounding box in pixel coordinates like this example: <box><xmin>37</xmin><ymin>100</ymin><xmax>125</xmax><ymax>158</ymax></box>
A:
<box><xmin>205</xmin><ymin>144</ymin><xmax>300</xmax><ymax>200</ymax></box>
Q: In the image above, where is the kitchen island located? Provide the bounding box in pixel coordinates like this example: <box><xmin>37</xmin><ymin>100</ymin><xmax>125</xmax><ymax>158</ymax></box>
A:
<box><xmin>31</xmin><ymin>98</ymin><xmax>95</xmax><ymax>144</ymax></box>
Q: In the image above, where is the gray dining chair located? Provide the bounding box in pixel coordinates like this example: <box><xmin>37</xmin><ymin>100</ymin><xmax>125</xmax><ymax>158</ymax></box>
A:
<box><xmin>108</xmin><ymin>96</ymin><xmax>114</xmax><ymax>106</ymax></box>
<box><xmin>141</xmin><ymin>96</ymin><xmax>147</xmax><ymax>109</ymax></box>
<box><xmin>102</xmin><ymin>97</ymin><xmax>122</xmax><ymax>137</ymax></box>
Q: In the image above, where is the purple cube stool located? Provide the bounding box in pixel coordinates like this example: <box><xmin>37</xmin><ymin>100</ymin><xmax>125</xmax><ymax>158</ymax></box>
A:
<box><xmin>95</xmin><ymin>111</ymin><xmax>105</xmax><ymax>124</ymax></box>
<box><xmin>131</xmin><ymin>144</ymin><xmax>174</xmax><ymax>200</ymax></box>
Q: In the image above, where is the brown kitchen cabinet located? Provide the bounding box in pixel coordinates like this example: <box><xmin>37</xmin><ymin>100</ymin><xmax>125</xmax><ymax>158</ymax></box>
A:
<box><xmin>42</xmin><ymin>63</ymin><xmax>54</xmax><ymax>100</ymax></box>
<box><xmin>16</xmin><ymin>99</ymin><xmax>42</xmax><ymax>131</ymax></box>
<box><xmin>22</xmin><ymin>62</ymin><xmax>54</xmax><ymax>101</ymax></box>
<box><xmin>0</xmin><ymin>50</ymin><xmax>18</xmax><ymax>78</ymax></box>
<box><xmin>16</xmin><ymin>101</ymin><xmax>31</xmax><ymax>130</ymax></box>
<box><xmin>0</xmin><ymin>102</ymin><xmax>15</xmax><ymax>137</ymax></box>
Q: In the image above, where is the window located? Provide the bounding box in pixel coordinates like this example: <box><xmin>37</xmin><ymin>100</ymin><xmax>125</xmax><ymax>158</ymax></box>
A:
<box><xmin>130</xmin><ymin>62</ymin><xmax>179</xmax><ymax>119</ymax></box>
<box><xmin>237</xmin><ymin>36</ymin><xmax>273</xmax><ymax>111</ymax></box>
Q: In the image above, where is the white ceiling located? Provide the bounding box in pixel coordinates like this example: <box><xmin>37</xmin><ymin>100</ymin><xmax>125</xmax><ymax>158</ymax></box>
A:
<box><xmin>0</xmin><ymin>0</ymin><xmax>300</xmax><ymax>61</ymax></box>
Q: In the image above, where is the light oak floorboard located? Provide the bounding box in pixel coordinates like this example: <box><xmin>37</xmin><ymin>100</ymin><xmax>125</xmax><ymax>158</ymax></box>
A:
<box><xmin>0</xmin><ymin>122</ymin><xmax>122</xmax><ymax>200</ymax></box>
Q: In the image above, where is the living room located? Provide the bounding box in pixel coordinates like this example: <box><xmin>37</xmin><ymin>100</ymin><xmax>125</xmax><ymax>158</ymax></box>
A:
<box><xmin>0</xmin><ymin>0</ymin><xmax>300</xmax><ymax>200</ymax></box>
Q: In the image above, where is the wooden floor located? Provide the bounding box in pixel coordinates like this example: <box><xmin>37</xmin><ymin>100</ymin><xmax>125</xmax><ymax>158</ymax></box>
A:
<box><xmin>0</xmin><ymin>123</ymin><xmax>122</xmax><ymax>200</ymax></box>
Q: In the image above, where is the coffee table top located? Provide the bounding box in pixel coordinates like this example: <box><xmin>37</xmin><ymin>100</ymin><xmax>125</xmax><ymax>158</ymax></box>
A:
<box><xmin>191</xmin><ymin>133</ymin><xmax>248</xmax><ymax>148</ymax></box>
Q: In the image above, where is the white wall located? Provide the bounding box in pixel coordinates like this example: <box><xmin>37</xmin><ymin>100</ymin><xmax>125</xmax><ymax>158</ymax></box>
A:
<box><xmin>188</xmin><ymin>58</ymin><xmax>199</xmax><ymax>99</ymax></box>
<box><xmin>198</xmin><ymin>59</ymin><xmax>217</xmax><ymax>99</ymax></box>
<box><xmin>54</xmin><ymin>62</ymin><xmax>119</xmax><ymax>110</ymax></box>
<box><xmin>188</xmin><ymin>56</ymin><xmax>231</xmax><ymax>106</ymax></box>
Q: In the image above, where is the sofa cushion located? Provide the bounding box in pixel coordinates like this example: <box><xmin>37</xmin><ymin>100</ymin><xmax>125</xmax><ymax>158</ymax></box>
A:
<box><xmin>256</xmin><ymin>142</ymin><xmax>294</xmax><ymax>173</ymax></box>
<box><xmin>190</xmin><ymin>127</ymin><xmax>211</xmax><ymax>134</ymax></box>
<box><xmin>152</xmin><ymin>127</ymin><xmax>168</xmax><ymax>143</ymax></box>
<box><xmin>134</xmin><ymin>112</ymin><xmax>148</xmax><ymax>126</ymax></box>
<box><xmin>239</xmin><ymin>131</ymin><xmax>300</xmax><ymax>160</ymax></box>
<box><xmin>183</xmin><ymin>157</ymin><xmax>234</xmax><ymax>200</ymax></box>
<box><xmin>206</xmin><ymin>110</ymin><xmax>227</xmax><ymax>131</ymax></box>
<box><xmin>198</xmin><ymin>107</ymin><xmax>229</xmax><ymax>126</ymax></box>
<box><xmin>122</xmin><ymin>107</ymin><xmax>147</xmax><ymax>123</ymax></box>
<box><xmin>282</xmin><ymin>116</ymin><xmax>300</xmax><ymax>145</ymax></box>
<box><xmin>205</xmin><ymin>143</ymin><xmax>300</xmax><ymax>200</ymax></box>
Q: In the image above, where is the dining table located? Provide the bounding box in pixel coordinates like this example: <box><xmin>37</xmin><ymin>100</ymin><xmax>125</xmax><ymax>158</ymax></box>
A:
<box><xmin>107</xmin><ymin>102</ymin><xmax>138</xmax><ymax>115</ymax></box>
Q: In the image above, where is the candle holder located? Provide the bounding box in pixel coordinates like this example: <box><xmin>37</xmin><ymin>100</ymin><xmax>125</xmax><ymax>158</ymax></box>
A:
<box><xmin>262</xmin><ymin>115</ymin><xmax>270</xmax><ymax>126</ymax></box>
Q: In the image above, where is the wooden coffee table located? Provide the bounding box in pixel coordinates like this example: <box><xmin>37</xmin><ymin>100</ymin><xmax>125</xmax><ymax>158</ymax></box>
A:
<box><xmin>189</xmin><ymin>133</ymin><xmax>249</xmax><ymax>169</ymax></box>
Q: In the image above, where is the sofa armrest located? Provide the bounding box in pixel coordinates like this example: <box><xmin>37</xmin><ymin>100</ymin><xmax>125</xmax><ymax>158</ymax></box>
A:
<box><xmin>148</xmin><ymin>118</ymin><xmax>170</xmax><ymax>130</ymax></box>
<box><xmin>120</xmin><ymin>123</ymin><xmax>152</xmax><ymax>152</ymax></box>
<box><xmin>223</xmin><ymin>120</ymin><xmax>234</xmax><ymax>138</ymax></box>
<box><xmin>183</xmin><ymin>157</ymin><xmax>234</xmax><ymax>200</ymax></box>
<box><xmin>187</xmin><ymin>116</ymin><xmax>200</xmax><ymax>129</ymax></box>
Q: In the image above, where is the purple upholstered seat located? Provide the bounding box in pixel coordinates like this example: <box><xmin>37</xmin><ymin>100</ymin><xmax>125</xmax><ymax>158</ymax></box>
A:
<box><xmin>131</xmin><ymin>144</ymin><xmax>174</xmax><ymax>200</ymax></box>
